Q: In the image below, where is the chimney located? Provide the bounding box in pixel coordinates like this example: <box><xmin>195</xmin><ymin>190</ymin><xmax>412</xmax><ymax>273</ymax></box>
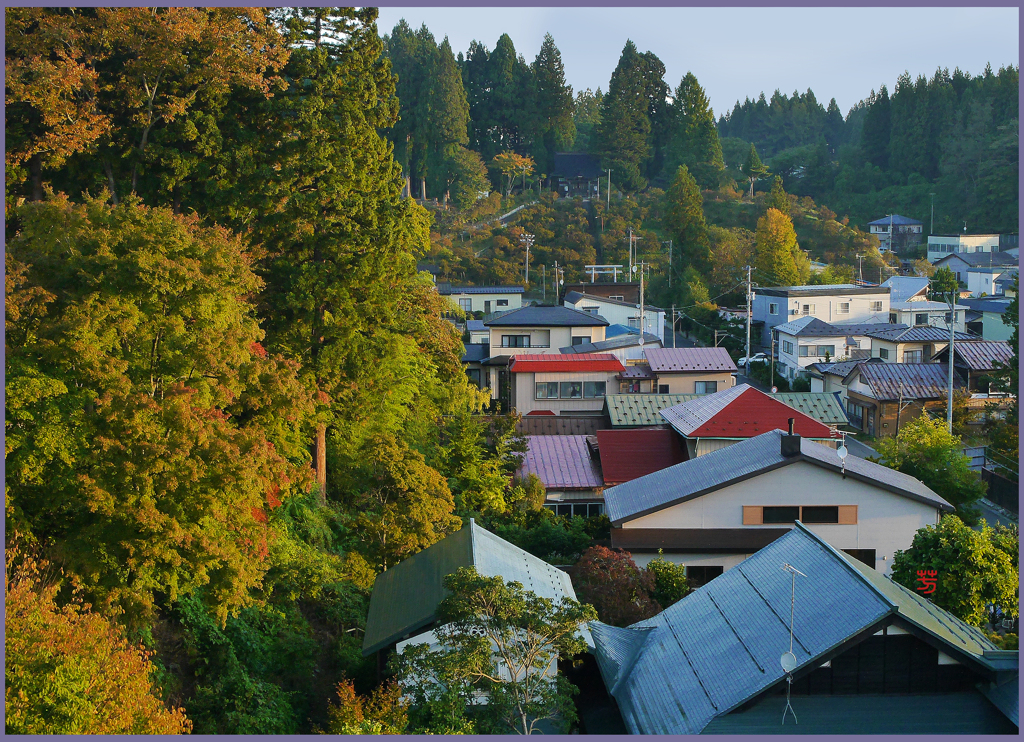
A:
<box><xmin>781</xmin><ymin>417</ymin><xmax>801</xmax><ymax>457</ymax></box>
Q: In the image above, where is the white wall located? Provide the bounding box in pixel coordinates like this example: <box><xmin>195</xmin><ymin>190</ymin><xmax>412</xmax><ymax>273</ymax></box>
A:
<box><xmin>564</xmin><ymin>296</ymin><xmax>665</xmax><ymax>341</ymax></box>
<box><xmin>657</xmin><ymin>372</ymin><xmax>736</xmax><ymax>394</ymax></box>
<box><xmin>488</xmin><ymin>325</ymin><xmax>607</xmax><ymax>357</ymax></box>
<box><xmin>619</xmin><ymin>460</ymin><xmax>941</xmax><ymax>575</ymax></box>
<box><xmin>448</xmin><ymin>292</ymin><xmax>522</xmax><ymax>313</ymax></box>
<box><xmin>753</xmin><ymin>290</ymin><xmax>890</xmax><ymax>346</ymax></box>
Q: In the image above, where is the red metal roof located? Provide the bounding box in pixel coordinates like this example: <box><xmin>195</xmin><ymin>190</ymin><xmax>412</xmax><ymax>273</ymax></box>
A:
<box><xmin>509</xmin><ymin>353</ymin><xmax>625</xmax><ymax>373</ymax></box>
<box><xmin>661</xmin><ymin>385</ymin><xmax>838</xmax><ymax>439</ymax></box>
<box><xmin>596</xmin><ymin>428</ymin><xmax>689</xmax><ymax>486</ymax></box>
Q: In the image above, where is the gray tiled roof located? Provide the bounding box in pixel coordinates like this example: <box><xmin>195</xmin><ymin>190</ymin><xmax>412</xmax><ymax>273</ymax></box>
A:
<box><xmin>844</xmin><ymin>362</ymin><xmax>966</xmax><ymax>401</ymax></box>
<box><xmin>868</xmin><ymin>214</ymin><xmax>923</xmax><ymax>226</ymax></box>
<box><xmin>935</xmin><ymin>339</ymin><xmax>1015</xmax><ymax>371</ymax></box>
<box><xmin>603</xmin><ymin>429</ymin><xmax>951</xmax><ymax>525</ymax></box>
<box><xmin>363</xmin><ymin>520</ymin><xmax>579</xmax><ymax>656</ymax></box>
<box><xmin>593</xmin><ymin>523</ymin><xmax>999</xmax><ymax>735</ymax></box>
<box><xmin>484</xmin><ymin>305</ymin><xmax>609</xmax><ymax>327</ymax></box>
<box><xmin>865</xmin><ymin>326</ymin><xmax>974</xmax><ymax>342</ymax></box>
<box><xmin>461</xmin><ymin>343</ymin><xmax>489</xmax><ymax>363</ymax></box>
<box><xmin>959</xmin><ymin>297</ymin><xmax>1013</xmax><ymax>315</ymax></box>
<box><xmin>466</xmin><ymin>319</ymin><xmax>487</xmax><ymax>332</ymax></box>
<box><xmin>775</xmin><ymin>317</ymin><xmax>906</xmax><ymax>338</ymax></box>
<box><xmin>809</xmin><ymin>357</ymin><xmax>884</xmax><ymax>378</ymax></box>
<box><xmin>559</xmin><ymin>332</ymin><xmax>660</xmax><ymax>354</ymax></box>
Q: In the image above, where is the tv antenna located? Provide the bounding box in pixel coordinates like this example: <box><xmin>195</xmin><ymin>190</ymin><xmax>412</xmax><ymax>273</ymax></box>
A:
<box><xmin>836</xmin><ymin>432</ymin><xmax>849</xmax><ymax>479</ymax></box>
<box><xmin>780</xmin><ymin>563</ymin><xmax>806</xmax><ymax>726</ymax></box>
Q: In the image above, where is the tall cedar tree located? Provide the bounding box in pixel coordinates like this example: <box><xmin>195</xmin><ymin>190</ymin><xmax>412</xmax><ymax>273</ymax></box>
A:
<box><xmin>743</xmin><ymin>143</ymin><xmax>768</xmax><ymax>197</ymax></box>
<box><xmin>764</xmin><ymin>175</ymin><xmax>790</xmax><ymax>215</ymax></box>
<box><xmin>531</xmin><ymin>33</ymin><xmax>576</xmax><ymax>173</ymax></box>
<box><xmin>861</xmin><ymin>85</ymin><xmax>891</xmax><ymax>169</ymax></box>
<box><xmin>594</xmin><ymin>40</ymin><xmax>653</xmax><ymax>192</ymax></box>
<box><xmin>754</xmin><ymin>208</ymin><xmax>802</xmax><ymax>287</ymax></box>
<box><xmin>423</xmin><ymin>38</ymin><xmax>473</xmax><ymax>201</ymax></box>
<box><xmin>382</xmin><ymin>21</ymin><xmax>434</xmax><ymax>197</ymax></box>
<box><xmin>664</xmin><ymin>165</ymin><xmax>711</xmax><ymax>278</ymax></box>
<box><xmin>665</xmin><ymin>72</ymin><xmax>726</xmax><ymax>190</ymax></box>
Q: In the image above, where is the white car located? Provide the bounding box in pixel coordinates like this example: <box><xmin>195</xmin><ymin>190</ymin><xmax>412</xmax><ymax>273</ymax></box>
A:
<box><xmin>737</xmin><ymin>353</ymin><xmax>769</xmax><ymax>366</ymax></box>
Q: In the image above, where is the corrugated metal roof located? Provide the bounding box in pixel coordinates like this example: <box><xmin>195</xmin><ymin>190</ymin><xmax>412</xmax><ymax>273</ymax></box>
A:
<box><xmin>596</xmin><ymin>428</ymin><xmax>688</xmax><ymax>485</ymax></box>
<box><xmin>594</xmin><ymin>523</ymin><xmax>1001</xmax><ymax>735</ymax></box>
<box><xmin>844</xmin><ymin>362</ymin><xmax>966</xmax><ymax>401</ymax></box>
<box><xmin>603</xmin><ymin>429</ymin><xmax>951</xmax><ymax>525</ymax></box>
<box><xmin>938</xmin><ymin>340</ymin><xmax>1015</xmax><ymax>371</ymax></box>
<box><xmin>959</xmin><ymin>297</ymin><xmax>1012</xmax><ymax>315</ymax></box>
<box><xmin>484</xmin><ymin>305</ymin><xmax>608</xmax><ymax>327</ymax></box>
<box><xmin>617</xmin><ymin>364</ymin><xmax>657</xmax><ymax>379</ymax></box>
<box><xmin>775</xmin><ymin>318</ymin><xmax>907</xmax><ymax>338</ymax></box>
<box><xmin>559</xmin><ymin>332</ymin><xmax>661</xmax><ymax>354</ymax></box>
<box><xmin>363</xmin><ymin>521</ymin><xmax>580</xmax><ymax>656</ymax></box>
<box><xmin>758</xmin><ymin>284</ymin><xmax>889</xmax><ymax>297</ymax></box>
<box><xmin>439</xmin><ymin>285</ymin><xmax>525</xmax><ymax>295</ymax></box>
<box><xmin>605</xmin><ymin>394</ymin><xmax>698</xmax><ymax>427</ymax></box>
<box><xmin>659</xmin><ymin>385</ymin><xmax>836</xmax><ymax>440</ymax></box>
<box><xmin>773</xmin><ymin>392</ymin><xmax>850</xmax><ymax>426</ymax></box>
<box><xmin>508</xmin><ymin>353</ymin><xmax>624</xmax><ymax>373</ymax></box>
<box><xmin>520</xmin><ymin>435</ymin><xmax>603</xmax><ymax>490</ymax></box>
<box><xmin>980</xmin><ymin>676</ymin><xmax>1019</xmax><ymax>727</ymax></box>
<box><xmin>866</xmin><ymin>325</ymin><xmax>973</xmax><ymax>342</ymax></box>
<box><xmin>810</xmin><ymin>357</ymin><xmax>884</xmax><ymax>377</ymax></box>
<box><xmin>882</xmin><ymin>275</ymin><xmax>930</xmax><ymax>302</ymax></box>
<box><xmin>868</xmin><ymin>214</ymin><xmax>923</xmax><ymax>226</ymax></box>
<box><xmin>644</xmin><ymin>347</ymin><xmax>737</xmax><ymax>373</ymax></box>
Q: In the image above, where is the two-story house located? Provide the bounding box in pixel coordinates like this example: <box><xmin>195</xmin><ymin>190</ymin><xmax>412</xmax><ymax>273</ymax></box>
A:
<box><xmin>932</xmin><ymin>251</ymin><xmax>1017</xmax><ymax>284</ymax></box>
<box><xmin>439</xmin><ymin>284</ymin><xmax>524</xmax><ymax>314</ymax></box>
<box><xmin>563</xmin><ymin>291</ymin><xmax>666</xmax><ymax>342</ymax></box>
<box><xmin>960</xmin><ymin>297</ymin><xmax>1014</xmax><ymax>341</ymax></box>
<box><xmin>926</xmin><ymin>233</ymin><xmax>1003</xmax><ymax>263</ymax></box>
<box><xmin>931</xmin><ymin>340</ymin><xmax>1015</xmax><ymax>393</ymax></box>
<box><xmin>968</xmin><ymin>265</ymin><xmax>1019</xmax><ymax>297</ymax></box>
<box><xmin>867</xmin><ymin>214</ymin><xmax>923</xmax><ymax>253</ymax></box>
<box><xmin>642</xmin><ymin>347</ymin><xmax>737</xmax><ymax>394</ymax></box>
<box><xmin>807</xmin><ymin>357</ymin><xmax>885</xmax><ymax>405</ymax></box>
<box><xmin>888</xmin><ymin>297</ymin><xmax>968</xmax><ymax>333</ymax></box>
<box><xmin>841</xmin><ymin>362</ymin><xmax>965</xmax><ymax>436</ymax></box>
<box><xmin>865</xmin><ymin>325</ymin><xmax>973</xmax><ymax>364</ymax></box>
<box><xmin>773</xmin><ymin>317</ymin><xmax>902</xmax><ymax>380</ymax></box>
<box><xmin>482</xmin><ymin>306</ymin><xmax>609</xmax><ymax>405</ymax></box>
<box><xmin>752</xmin><ymin>284</ymin><xmax>891</xmax><ymax>347</ymax></box>
<box><xmin>508</xmin><ymin>353</ymin><xmax>624</xmax><ymax>416</ymax></box>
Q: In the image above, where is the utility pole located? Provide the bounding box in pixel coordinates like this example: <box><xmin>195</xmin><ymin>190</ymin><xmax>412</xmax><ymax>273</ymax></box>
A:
<box><xmin>745</xmin><ymin>265</ymin><xmax>753</xmax><ymax>378</ymax></box>
<box><xmin>714</xmin><ymin>329</ymin><xmax>719</xmax><ymax>347</ymax></box>
<box><xmin>929</xmin><ymin>192</ymin><xmax>936</xmax><ymax>235</ymax></box>
<box><xmin>606</xmin><ymin>169</ymin><xmax>612</xmax><ymax>209</ymax></box>
<box><xmin>895</xmin><ymin>381</ymin><xmax>904</xmax><ymax>435</ymax></box>
<box><xmin>946</xmin><ymin>287</ymin><xmax>956</xmax><ymax>433</ymax></box>
<box><xmin>542</xmin><ymin>264</ymin><xmax>546</xmax><ymax>303</ymax></box>
<box><xmin>520</xmin><ymin>232</ymin><xmax>534</xmax><ymax>285</ymax></box>
<box><xmin>671</xmin><ymin>305</ymin><xmax>675</xmax><ymax>348</ymax></box>
<box><xmin>635</xmin><ymin>260</ymin><xmax>649</xmax><ymax>339</ymax></box>
<box><xmin>628</xmin><ymin>227</ymin><xmax>633</xmax><ymax>275</ymax></box>
<box><xmin>665</xmin><ymin>239</ymin><xmax>673</xmax><ymax>287</ymax></box>
<box><xmin>856</xmin><ymin>254</ymin><xmax>863</xmax><ymax>283</ymax></box>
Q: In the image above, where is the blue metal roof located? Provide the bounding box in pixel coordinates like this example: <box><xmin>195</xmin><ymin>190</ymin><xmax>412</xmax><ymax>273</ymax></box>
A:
<box><xmin>484</xmin><ymin>305</ymin><xmax>608</xmax><ymax>327</ymax></box>
<box><xmin>868</xmin><ymin>214</ymin><xmax>923</xmax><ymax>226</ymax></box>
<box><xmin>591</xmin><ymin>523</ymin><xmax>1005</xmax><ymax>735</ymax></box>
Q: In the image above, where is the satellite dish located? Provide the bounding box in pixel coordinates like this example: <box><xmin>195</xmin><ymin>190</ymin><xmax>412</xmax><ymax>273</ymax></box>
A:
<box><xmin>780</xmin><ymin>651</ymin><xmax>797</xmax><ymax>673</ymax></box>
<box><xmin>559</xmin><ymin>279</ymin><xmax>564</xmax><ymax>286</ymax></box>
<box><xmin>770</xmin><ymin>386</ymin><xmax>778</xmax><ymax>394</ymax></box>
<box><xmin>632</xmin><ymin>265</ymin><xmax>638</xmax><ymax>273</ymax></box>
<box><xmin>638</xmin><ymin>336</ymin><xmax>645</xmax><ymax>346</ymax></box>
<box><xmin>837</xmin><ymin>445</ymin><xmax>848</xmax><ymax>460</ymax></box>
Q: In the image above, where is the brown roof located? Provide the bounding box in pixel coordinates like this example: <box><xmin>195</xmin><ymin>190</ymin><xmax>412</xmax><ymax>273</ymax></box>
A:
<box><xmin>644</xmin><ymin>347</ymin><xmax>737</xmax><ymax>373</ymax></box>
<box><xmin>595</xmin><ymin>429</ymin><xmax>688</xmax><ymax>486</ymax></box>
<box><xmin>934</xmin><ymin>340</ymin><xmax>1015</xmax><ymax>372</ymax></box>
<box><xmin>843</xmin><ymin>362</ymin><xmax>965</xmax><ymax>401</ymax></box>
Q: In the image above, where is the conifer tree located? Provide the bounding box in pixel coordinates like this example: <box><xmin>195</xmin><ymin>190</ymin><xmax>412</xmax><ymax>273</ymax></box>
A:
<box><xmin>665</xmin><ymin>72</ymin><xmax>726</xmax><ymax>190</ymax></box>
<box><xmin>743</xmin><ymin>143</ymin><xmax>769</xmax><ymax>197</ymax></box>
<box><xmin>824</xmin><ymin>97</ymin><xmax>845</xmax><ymax>154</ymax></box>
<box><xmin>764</xmin><ymin>175</ymin><xmax>790</xmax><ymax>215</ymax></box>
<box><xmin>664</xmin><ymin>165</ymin><xmax>711</xmax><ymax>277</ymax></box>
<box><xmin>861</xmin><ymin>85</ymin><xmax>891</xmax><ymax>168</ymax></box>
<box><xmin>423</xmin><ymin>37</ymin><xmax>472</xmax><ymax>200</ymax></box>
<box><xmin>531</xmin><ymin>33</ymin><xmax>576</xmax><ymax>172</ymax></box>
<box><xmin>594</xmin><ymin>40</ymin><xmax>653</xmax><ymax>191</ymax></box>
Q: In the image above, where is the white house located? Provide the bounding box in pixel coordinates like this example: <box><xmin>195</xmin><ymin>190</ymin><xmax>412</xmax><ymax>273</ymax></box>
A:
<box><xmin>927</xmin><ymin>233</ymin><xmax>1002</xmax><ymax>263</ymax></box>
<box><xmin>562</xmin><ymin>291</ymin><xmax>665</xmax><ymax>342</ymax></box>
<box><xmin>867</xmin><ymin>214</ymin><xmax>923</xmax><ymax>253</ymax></box>
<box><xmin>772</xmin><ymin>317</ymin><xmax>901</xmax><ymax>380</ymax></box>
<box><xmin>888</xmin><ymin>300</ymin><xmax>968</xmax><ymax>333</ymax></box>
<box><xmin>752</xmin><ymin>284</ymin><xmax>891</xmax><ymax>348</ymax></box>
<box><xmin>602</xmin><ymin>428</ymin><xmax>952</xmax><ymax>578</ymax></box>
<box><xmin>967</xmin><ymin>266</ymin><xmax>1019</xmax><ymax>298</ymax></box>
<box><xmin>931</xmin><ymin>251</ymin><xmax>1017</xmax><ymax>283</ymax></box>
<box><xmin>440</xmin><ymin>284</ymin><xmax>524</xmax><ymax>314</ymax></box>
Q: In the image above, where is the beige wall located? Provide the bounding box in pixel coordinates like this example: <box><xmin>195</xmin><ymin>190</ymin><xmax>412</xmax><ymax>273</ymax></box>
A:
<box><xmin>870</xmin><ymin>338</ymin><xmax>948</xmax><ymax>363</ymax></box>
<box><xmin>448</xmin><ymin>292</ymin><xmax>523</xmax><ymax>313</ymax></box>
<box><xmin>620</xmin><ymin>459</ymin><xmax>942</xmax><ymax>575</ymax></box>
<box><xmin>512</xmin><ymin>370</ymin><xmax>620</xmax><ymax>415</ymax></box>
<box><xmin>488</xmin><ymin>325</ymin><xmax>607</xmax><ymax>357</ymax></box>
<box><xmin>658</xmin><ymin>371</ymin><xmax>736</xmax><ymax>394</ymax></box>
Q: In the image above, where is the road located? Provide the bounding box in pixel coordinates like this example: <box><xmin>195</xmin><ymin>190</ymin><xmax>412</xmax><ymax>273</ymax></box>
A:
<box><xmin>975</xmin><ymin>498</ymin><xmax>1018</xmax><ymax>528</ymax></box>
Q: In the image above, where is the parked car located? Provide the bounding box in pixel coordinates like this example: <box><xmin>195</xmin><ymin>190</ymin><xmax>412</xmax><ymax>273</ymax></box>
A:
<box><xmin>737</xmin><ymin>353</ymin><xmax>769</xmax><ymax>366</ymax></box>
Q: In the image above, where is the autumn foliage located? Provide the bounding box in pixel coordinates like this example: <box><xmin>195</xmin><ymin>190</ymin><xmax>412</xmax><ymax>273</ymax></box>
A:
<box><xmin>324</xmin><ymin>677</ymin><xmax>409</xmax><ymax>735</ymax></box>
<box><xmin>572</xmin><ymin>546</ymin><xmax>662</xmax><ymax>626</ymax></box>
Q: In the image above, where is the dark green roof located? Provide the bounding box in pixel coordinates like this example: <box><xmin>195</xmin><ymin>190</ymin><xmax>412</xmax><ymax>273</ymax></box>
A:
<box><xmin>774</xmin><ymin>392</ymin><xmax>850</xmax><ymax>427</ymax></box>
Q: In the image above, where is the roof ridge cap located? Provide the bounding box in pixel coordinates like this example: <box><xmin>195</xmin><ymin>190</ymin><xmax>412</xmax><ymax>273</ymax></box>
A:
<box><xmin>791</xmin><ymin>521</ymin><xmax>897</xmax><ymax>610</ymax></box>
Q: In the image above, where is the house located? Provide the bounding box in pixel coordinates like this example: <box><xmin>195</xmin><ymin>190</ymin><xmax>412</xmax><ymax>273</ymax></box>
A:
<box><xmin>462</xmin><ymin>343</ymin><xmax>489</xmax><ymax>389</ymax></box>
<box><xmin>995</xmin><ymin>271</ymin><xmax>1018</xmax><ymax>297</ymax></box>
<box><xmin>968</xmin><ymin>265</ymin><xmax>1019</xmax><ymax>297</ymax></box>
<box><xmin>867</xmin><ymin>214</ymin><xmax>923</xmax><ymax>253</ymax></box>
<box><xmin>841</xmin><ymin>362</ymin><xmax>965</xmax><ymax>437</ymax></box>
<box><xmin>615</xmin><ymin>363</ymin><xmax>659</xmax><ymax>394</ymax></box>
<box><xmin>642</xmin><ymin>347</ymin><xmax>737</xmax><ymax>394</ymax></box>
<box><xmin>602</xmin><ymin>427</ymin><xmax>951</xmax><ymax>575</ymax></box>
<box><xmin>605</xmin><ymin>391</ymin><xmax>849</xmax><ymax>429</ymax></box>
<box><xmin>931</xmin><ymin>340</ymin><xmax>1015</xmax><ymax>393</ymax></box>
<box><xmin>959</xmin><ymin>297</ymin><xmax>1014</xmax><ymax>341</ymax></box>
<box><xmin>772</xmin><ymin>317</ymin><xmax>902</xmax><ymax>380</ymax></box>
<box><xmin>465</xmin><ymin>319</ymin><xmax>490</xmax><ymax>344</ymax></box>
<box><xmin>752</xmin><ymin>284</ymin><xmax>891</xmax><ymax>347</ymax></box>
<box><xmin>439</xmin><ymin>284</ymin><xmax>524</xmax><ymax>314</ymax></box>
<box><xmin>888</xmin><ymin>298</ymin><xmax>968</xmax><ymax>333</ymax></box>
<box><xmin>880</xmin><ymin>275</ymin><xmax>930</xmax><ymax>302</ymax></box>
<box><xmin>590</xmin><ymin>523</ymin><xmax>1016</xmax><ymax>735</ymax></box>
<box><xmin>659</xmin><ymin>384</ymin><xmax>841</xmax><ymax>458</ymax></box>
<box><xmin>551</xmin><ymin>152</ymin><xmax>603</xmax><ymax>197</ymax></box>
<box><xmin>508</xmin><ymin>353</ymin><xmax>623</xmax><ymax>416</ymax></box>
<box><xmin>807</xmin><ymin>357</ymin><xmax>885</xmax><ymax>404</ymax></box>
<box><xmin>563</xmin><ymin>291</ymin><xmax>666</xmax><ymax>342</ymax></box>
<box><xmin>482</xmin><ymin>306</ymin><xmax>609</xmax><ymax>404</ymax></box>
<box><xmin>563</xmin><ymin>281</ymin><xmax>640</xmax><ymax>304</ymax></box>
<box><xmin>594</xmin><ymin>428</ymin><xmax>688</xmax><ymax>486</ymax></box>
<box><xmin>362</xmin><ymin>520</ymin><xmax>585</xmax><ymax>658</ymax></box>
<box><xmin>520</xmin><ymin>435</ymin><xmax>605</xmax><ymax>516</ymax></box>
<box><xmin>558</xmin><ymin>331</ymin><xmax>662</xmax><ymax>365</ymax></box>
<box><xmin>865</xmin><ymin>325</ymin><xmax>974</xmax><ymax>364</ymax></box>
<box><xmin>927</xmin><ymin>233</ymin><xmax>1003</xmax><ymax>263</ymax></box>
<box><xmin>932</xmin><ymin>251</ymin><xmax>1017</xmax><ymax>284</ymax></box>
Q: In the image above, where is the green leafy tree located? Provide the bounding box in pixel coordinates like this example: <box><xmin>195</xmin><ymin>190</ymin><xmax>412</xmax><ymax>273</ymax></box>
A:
<box><xmin>664</xmin><ymin>165</ymin><xmax>711</xmax><ymax>277</ymax></box>
<box><xmin>665</xmin><ymin>72</ymin><xmax>726</xmax><ymax>189</ymax></box>
<box><xmin>324</xmin><ymin>677</ymin><xmax>409</xmax><ymax>735</ymax></box>
<box><xmin>646</xmin><ymin>553</ymin><xmax>692</xmax><ymax>609</ymax></box>
<box><xmin>891</xmin><ymin>516</ymin><xmax>1018</xmax><ymax>626</ymax></box>
<box><xmin>871</xmin><ymin>415</ymin><xmax>987</xmax><ymax>523</ymax></box>
<box><xmin>441</xmin><ymin>148</ymin><xmax>490</xmax><ymax>209</ymax></box>
<box><xmin>754</xmin><ymin>208</ymin><xmax>803</xmax><ymax>287</ymax></box>
<box><xmin>742</xmin><ymin>143</ymin><xmax>769</xmax><ymax>197</ymax></box>
<box><xmin>396</xmin><ymin>567</ymin><xmax>597</xmax><ymax>735</ymax></box>
<box><xmin>764</xmin><ymin>175</ymin><xmax>790</xmax><ymax>215</ymax></box>
<box><xmin>930</xmin><ymin>265</ymin><xmax>960</xmax><ymax>298</ymax></box>
<box><xmin>5</xmin><ymin>550</ymin><xmax>191</xmax><ymax>734</ymax></box>
<box><xmin>985</xmin><ymin>273</ymin><xmax>1018</xmax><ymax>480</ymax></box>
<box><xmin>571</xmin><ymin>87</ymin><xmax>602</xmax><ymax>152</ymax></box>
<box><xmin>492</xmin><ymin>151</ymin><xmax>535</xmax><ymax>197</ymax></box>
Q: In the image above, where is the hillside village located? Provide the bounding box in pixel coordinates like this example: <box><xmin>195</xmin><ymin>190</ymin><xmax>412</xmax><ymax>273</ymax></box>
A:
<box><xmin>4</xmin><ymin>7</ymin><xmax>1018</xmax><ymax>737</ymax></box>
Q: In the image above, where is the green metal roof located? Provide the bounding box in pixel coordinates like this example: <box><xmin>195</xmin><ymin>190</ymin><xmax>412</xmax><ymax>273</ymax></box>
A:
<box><xmin>774</xmin><ymin>392</ymin><xmax>850</xmax><ymax>427</ymax></box>
<box><xmin>606</xmin><ymin>392</ymin><xmax>850</xmax><ymax>428</ymax></box>
<box><xmin>605</xmin><ymin>394</ymin><xmax>698</xmax><ymax>427</ymax></box>
<box><xmin>702</xmin><ymin>692</ymin><xmax>1018</xmax><ymax>734</ymax></box>
<box><xmin>362</xmin><ymin>520</ymin><xmax>580</xmax><ymax>656</ymax></box>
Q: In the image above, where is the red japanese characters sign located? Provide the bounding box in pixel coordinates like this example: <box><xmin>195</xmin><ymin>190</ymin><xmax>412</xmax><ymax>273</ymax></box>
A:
<box><xmin>915</xmin><ymin>569</ymin><xmax>938</xmax><ymax>595</ymax></box>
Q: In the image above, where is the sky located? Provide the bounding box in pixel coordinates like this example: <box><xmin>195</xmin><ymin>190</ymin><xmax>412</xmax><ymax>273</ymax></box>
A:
<box><xmin>375</xmin><ymin>7</ymin><xmax>1019</xmax><ymax>116</ymax></box>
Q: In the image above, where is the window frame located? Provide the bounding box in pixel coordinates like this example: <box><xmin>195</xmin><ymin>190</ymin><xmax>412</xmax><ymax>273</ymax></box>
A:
<box><xmin>837</xmin><ymin>302</ymin><xmax>850</xmax><ymax>314</ymax></box>
<box><xmin>583</xmin><ymin>381</ymin><xmax>606</xmax><ymax>399</ymax></box>
<box><xmin>559</xmin><ymin>381</ymin><xmax>583</xmax><ymax>399</ymax></box>
<box><xmin>535</xmin><ymin>381</ymin><xmax>559</xmax><ymax>399</ymax></box>
<box><xmin>782</xmin><ymin>340</ymin><xmax>794</xmax><ymax>355</ymax></box>
<box><xmin>694</xmin><ymin>380</ymin><xmax>718</xmax><ymax>395</ymax></box>
<box><xmin>502</xmin><ymin>334</ymin><xmax>531</xmax><ymax>348</ymax></box>
<box><xmin>769</xmin><ymin>302</ymin><xmax>779</xmax><ymax>316</ymax></box>
<box><xmin>878</xmin><ymin>348</ymin><xmax>890</xmax><ymax>360</ymax></box>
<box><xmin>459</xmin><ymin>298</ymin><xmax>473</xmax><ymax>311</ymax></box>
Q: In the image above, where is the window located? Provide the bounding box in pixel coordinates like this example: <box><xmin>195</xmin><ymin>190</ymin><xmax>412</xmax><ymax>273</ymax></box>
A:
<box><xmin>544</xmin><ymin>502</ymin><xmax>604</xmax><ymax>518</ymax></box>
<box><xmin>799</xmin><ymin>345</ymin><xmax>811</xmax><ymax>357</ymax></box>
<box><xmin>801</xmin><ymin>304</ymin><xmax>815</xmax><ymax>315</ymax></box>
<box><xmin>535</xmin><ymin>382</ymin><xmax>559</xmax><ymax>399</ymax></box>
<box><xmin>571</xmin><ymin>335</ymin><xmax>591</xmax><ymax>346</ymax></box>
<box><xmin>837</xmin><ymin>302</ymin><xmax>850</xmax><ymax>314</ymax></box>
<box><xmin>889</xmin><ymin>312</ymin><xmax>899</xmax><ymax>323</ymax></box>
<box><xmin>847</xmin><ymin>400</ymin><xmax>865</xmax><ymax>428</ymax></box>
<box><xmin>686</xmin><ymin>566</ymin><xmax>723</xmax><ymax>587</ymax></box>
<box><xmin>695</xmin><ymin>381</ymin><xmax>718</xmax><ymax>395</ymax></box>
<box><xmin>818</xmin><ymin>345</ymin><xmax>835</xmax><ymax>357</ymax></box>
<box><xmin>782</xmin><ymin>340</ymin><xmax>794</xmax><ymax>354</ymax></box>
<box><xmin>467</xmin><ymin>369</ymin><xmax>482</xmax><ymax>388</ymax></box>
<box><xmin>559</xmin><ymin>381</ymin><xmax>583</xmax><ymax>399</ymax></box>
<box><xmin>878</xmin><ymin>348</ymin><xmax>889</xmax><ymax>360</ymax></box>
<box><xmin>497</xmin><ymin>299</ymin><xmax>509</xmax><ymax>307</ymax></box>
<box><xmin>769</xmin><ymin>302</ymin><xmax>779</xmax><ymax>315</ymax></box>
<box><xmin>502</xmin><ymin>334</ymin><xmax>530</xmax><ymax>348</ymax></box>
<box><xmin>843</xmin><ymin>549</ymin><xmax>876</xmax><ymax>569</ymax></box>
<box><xmin>628</xmin><ymin>316</ymin><xmax>641</xmax><ymax>329</ymax></box>
<box><xmin>582</xmin><ymin>305</ymin><xmax>600</xmax><ymax>314</ymax></box>
<box><xmin>870</xmin><ymin>301</ymin><xmax>883</xmax><ymax>312</ymax></box>
<box><xmin>583</xmin><ymin>381</ymin><xmax>606</xmax><ymax>398</ymax></box>
<box><xmin>658</xmin><ymin>384</ymin><xmax>670</xmax><ymax>394</ymax></box>
<box><xmin>914</xmin><ymin>313</ymin><xmax>928</xmax><ymax>326</ymax></box>
<box><xmin>609</xmin><ymin>295</ymin><xmax>624</xmax><ymax>301</ymax></box>
<box><xmin>762</xmin><ymin>506</ymin><xmax>801</xmax><ymax>523</ymax></box>
<box><xmin>801</xmin><ymin>506</ymin><xmax>839</xmax><ymax>524</ymax></box>
<box><xmin>903</xmin><ymin>350</ymin><xmax>923</xmax><ymax>363</ymax></box>
<box><xmin>459</xmin><ymin>298</ymin><xmax>472</xmax><ymax>311</ymax></box>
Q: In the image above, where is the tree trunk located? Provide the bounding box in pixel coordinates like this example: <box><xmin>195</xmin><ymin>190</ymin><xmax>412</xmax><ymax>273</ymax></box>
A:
<box><xmin>313</xmin><ymin>422</ymin><xmax>327</xmax><ymax>506</ymax></box>
<box><xmin>103</xmin><ymin>159</ymin><xmax>120</xmax><ymax>204</ymax></box>
<box><xmin>28</xmin><ymin>154</ymin><xmax>43</xmax><ymax>202</ymax></box>
<box><xmin>421</xmin><ymin>177</ymin><xmax>426</xmax><ymax>201</ymax></box>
